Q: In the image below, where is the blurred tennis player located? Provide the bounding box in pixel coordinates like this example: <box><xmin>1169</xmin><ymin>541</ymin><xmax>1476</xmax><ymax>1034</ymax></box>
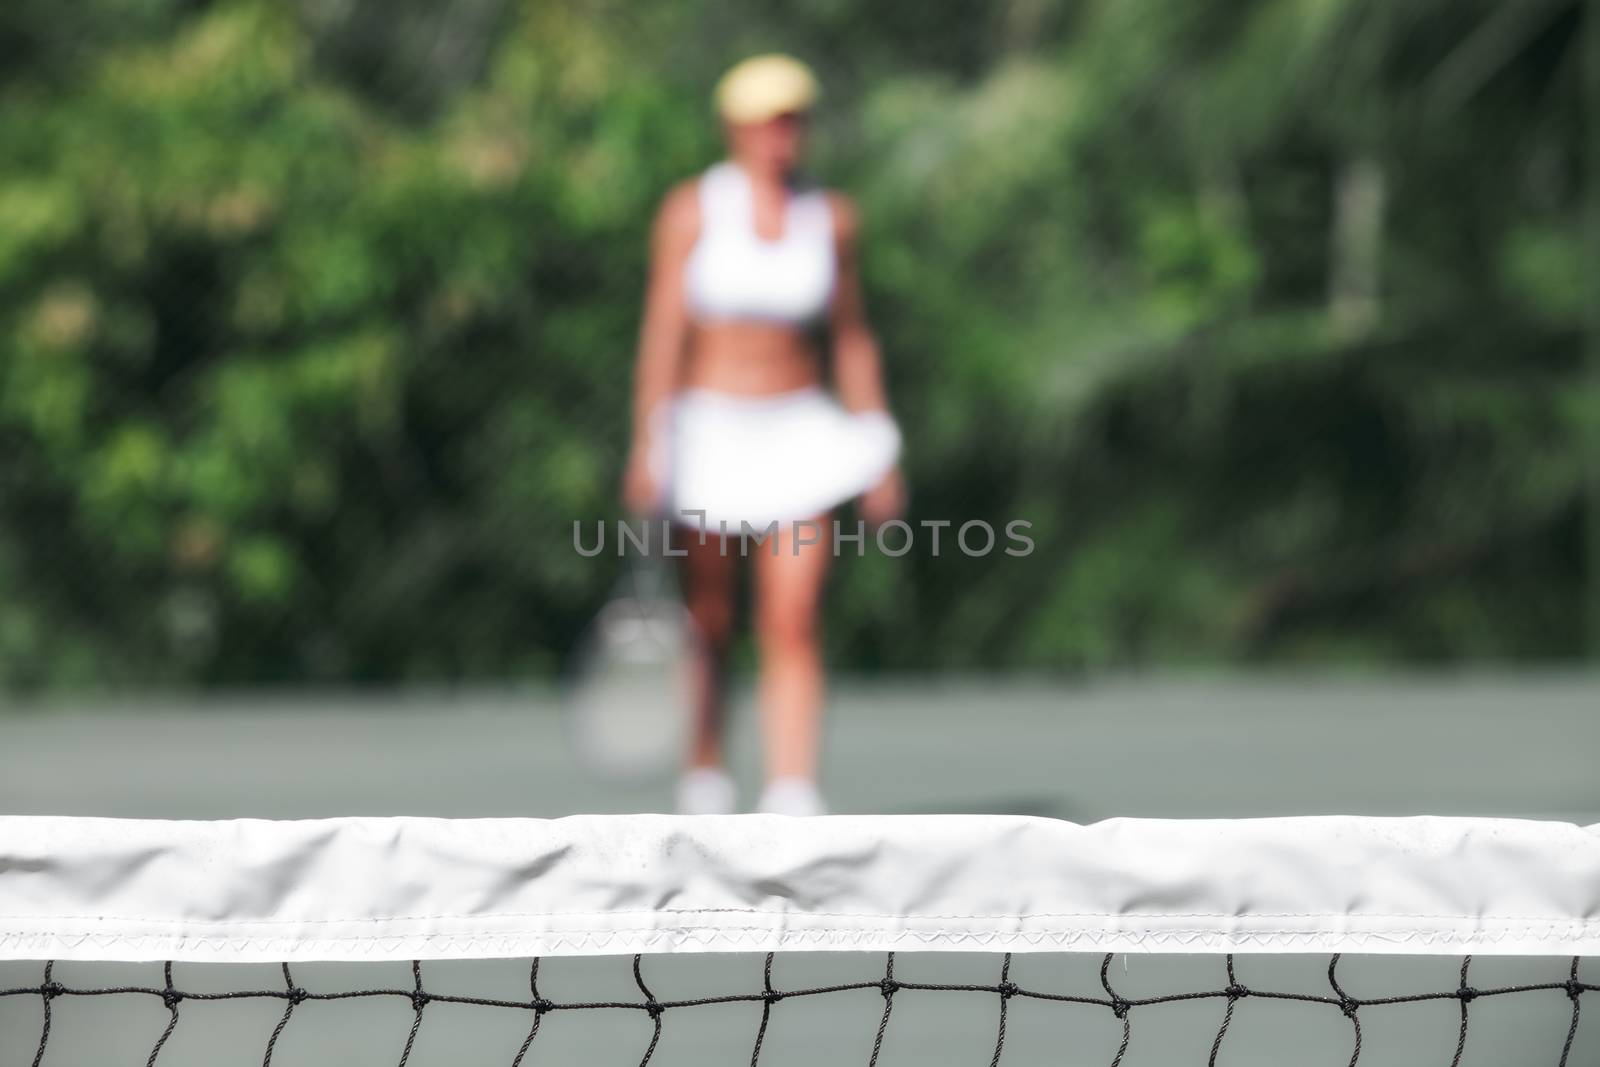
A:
<box><xmin>623</xmin><ymin>55</ymin><xmax>903</xmax><ymax>816</ymax></box>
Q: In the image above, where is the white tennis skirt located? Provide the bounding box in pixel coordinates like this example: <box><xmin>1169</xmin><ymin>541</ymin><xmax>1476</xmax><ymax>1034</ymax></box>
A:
<box><xmin>651</xmin><ymin>387</ymin><xmax>901</xmax><ymax>531</ymax></box>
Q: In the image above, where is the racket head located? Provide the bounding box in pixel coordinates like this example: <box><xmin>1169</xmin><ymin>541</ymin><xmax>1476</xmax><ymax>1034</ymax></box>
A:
<box><xmin>563</xmin><ymin>554</ymin><xmax>699</xmax><ymax>783</ymax></box>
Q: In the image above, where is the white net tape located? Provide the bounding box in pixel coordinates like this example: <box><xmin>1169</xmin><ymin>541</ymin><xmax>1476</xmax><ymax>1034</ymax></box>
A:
<box><xmin>3</xmin><ymin>814</ymin><xmax>1597</xmax><ymax>962</ymax></box>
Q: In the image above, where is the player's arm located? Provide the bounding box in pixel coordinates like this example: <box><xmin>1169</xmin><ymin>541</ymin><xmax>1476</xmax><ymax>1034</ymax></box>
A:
<box><xmin>828</xmin><ymin>194</ymin><xmax>891</xmax><ymax>414</ymax></box>
<box><xmin>829</xmin><ymin>193</ymin><xmax>903</xmax><ymax>524</ymax></box>
<box><xmin>624</xmin><ymin>183</ymin><xmax>698</xmax><ymax>511</ymax></box>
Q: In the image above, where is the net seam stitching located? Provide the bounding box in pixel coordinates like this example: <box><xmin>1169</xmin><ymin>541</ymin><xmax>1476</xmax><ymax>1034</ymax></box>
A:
<box><xmin>3</xmin><ymin>911</ymin><xmax>1597</xmax><ymax>925</ymax></box>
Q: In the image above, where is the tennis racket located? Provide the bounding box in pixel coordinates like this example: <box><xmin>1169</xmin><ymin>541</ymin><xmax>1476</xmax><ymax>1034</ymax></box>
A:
<box><xmin>563</xmin><ymin>537</ymin><xmax>698</xmax><ymax>783</ymax></box>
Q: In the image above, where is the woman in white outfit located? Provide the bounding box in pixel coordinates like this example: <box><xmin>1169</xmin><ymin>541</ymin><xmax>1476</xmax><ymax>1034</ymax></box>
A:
<box><xmin>622</xmin><ymin>55</ymin><xmax>903</xmax><ymax>816</ymax></box>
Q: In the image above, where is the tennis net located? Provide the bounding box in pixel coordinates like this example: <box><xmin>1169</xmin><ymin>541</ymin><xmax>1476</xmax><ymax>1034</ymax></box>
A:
<box><xmin>2</xmin><ymin>814</ymin><xmax>1597</xmax><ymax>1067</ymax></box>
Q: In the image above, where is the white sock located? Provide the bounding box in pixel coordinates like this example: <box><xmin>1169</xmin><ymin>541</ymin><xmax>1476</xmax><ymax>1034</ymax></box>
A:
<box><xmin>677</xmin><ymin>767</ymin><xmax>736</xmax><ymax>816</ymax></box>
<box><xmin>757</xmin><ymin>777</ymin><xmax>827</xmax><ymax>817</ymax></box>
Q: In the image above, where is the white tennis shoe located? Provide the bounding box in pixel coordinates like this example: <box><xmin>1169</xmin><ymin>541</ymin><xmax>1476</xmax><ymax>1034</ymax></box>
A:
<box><xmin>676</xmin><ymin>767</ymin><xmax>737</xmax><ymax>816</ymax></box>
<box><xmin>757</xmin><ymin>777</ymin><xmax>827</xmax><ymax>817</ymax></box>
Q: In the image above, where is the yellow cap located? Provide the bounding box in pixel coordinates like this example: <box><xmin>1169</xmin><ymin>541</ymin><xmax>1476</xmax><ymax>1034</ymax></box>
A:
<box><xmin>714</xmin><ymin>54</ymin><xmax>818</xmax><ymax>124</ymax></box>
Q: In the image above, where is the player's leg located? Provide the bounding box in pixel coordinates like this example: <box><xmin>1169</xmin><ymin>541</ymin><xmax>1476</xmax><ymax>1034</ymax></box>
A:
<box><xmin>677</xmin><ymin>528</ymin><xmax>739</xmax><ymax>813</ymax></box>
<box><xmin>752</xmin><ymin>517</ymin><xmax>831</xmax><ymax>814</ymax></box>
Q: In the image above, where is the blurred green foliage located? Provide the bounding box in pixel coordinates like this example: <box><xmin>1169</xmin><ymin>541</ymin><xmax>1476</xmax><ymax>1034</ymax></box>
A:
<box><xmin>0</xmin><ymin>0</ymin><xmax>1593</xmax><ymax>688</ymax></box>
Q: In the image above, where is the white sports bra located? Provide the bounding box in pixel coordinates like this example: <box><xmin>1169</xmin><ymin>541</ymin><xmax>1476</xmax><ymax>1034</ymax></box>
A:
<box><xmin>685</xmin><ymin>162</ymin><xmax>836</xmax><ymax>325</ymax></box>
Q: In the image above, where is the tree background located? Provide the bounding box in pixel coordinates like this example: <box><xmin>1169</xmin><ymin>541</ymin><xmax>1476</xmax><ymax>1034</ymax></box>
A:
<box><xmin>0</xmin><ymin>0</ymin><xmax>1594</xmax><ymax>689</ymax></box>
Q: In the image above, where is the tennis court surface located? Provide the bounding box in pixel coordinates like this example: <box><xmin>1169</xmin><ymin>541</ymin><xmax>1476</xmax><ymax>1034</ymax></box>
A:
<box><xmin>2</xmin><ymin>674</ymin><xmax>1597</xmax><ymax>1065</ymax></box>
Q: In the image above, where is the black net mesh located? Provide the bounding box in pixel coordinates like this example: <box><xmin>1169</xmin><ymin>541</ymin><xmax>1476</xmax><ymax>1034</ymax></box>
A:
<box><xmin>3</xmin><ymin>952</ymin><xmax>1592</xmax><ymax>1067</ymax></box>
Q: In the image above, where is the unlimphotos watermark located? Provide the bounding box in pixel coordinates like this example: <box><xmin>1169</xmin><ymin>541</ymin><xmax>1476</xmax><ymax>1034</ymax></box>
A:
<box><xmin>574</xmin><ymin>512</ymin><xmax>1034</xmax><ymax>558</ymax></box>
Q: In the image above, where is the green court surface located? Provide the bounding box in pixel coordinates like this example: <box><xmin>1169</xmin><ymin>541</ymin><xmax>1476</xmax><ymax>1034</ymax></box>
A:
<box><xmin>2</xmin><ymin>674</ymin><xmax>1597</xmax><ymax>1066</ymax></box>
<box><xmin>0</xmin><ymin>673</ymin><xmax>1594</xmax><ymax>821</ymax></box>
